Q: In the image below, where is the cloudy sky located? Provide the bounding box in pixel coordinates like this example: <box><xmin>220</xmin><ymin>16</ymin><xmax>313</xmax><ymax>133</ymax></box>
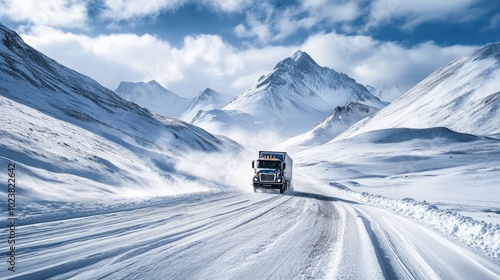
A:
<box><xmin>1</xmin><ymin>0</ymin><xmax>499</xmax><ymax>97</ymax></box>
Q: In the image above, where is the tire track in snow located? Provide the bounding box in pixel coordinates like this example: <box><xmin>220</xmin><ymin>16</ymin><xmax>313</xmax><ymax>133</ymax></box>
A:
<box><xmin>7</xmin><ymin>192</ymin><xmax>303</xmax><ymax>279</ymax></box>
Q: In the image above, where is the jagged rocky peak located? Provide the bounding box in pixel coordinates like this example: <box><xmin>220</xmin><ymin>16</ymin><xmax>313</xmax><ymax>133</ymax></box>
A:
<box><xmin>291</xmin><ymin>50</ymin><xmax>320</xmax><ymax>69</ymax></box>
<box><xmin>273</xmin><ymin>50</ymin><xmax>320</xmax><ymax>71</ymax></box>
<box><xmin>259</xmin><ymin>50</ymin><xmax>325</xmax><ymax>89</ymax></box>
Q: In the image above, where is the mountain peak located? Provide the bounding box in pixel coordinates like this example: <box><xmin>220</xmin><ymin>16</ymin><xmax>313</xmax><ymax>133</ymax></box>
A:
<box><xmin>273</xmin><ymin>50</ymin><xmax>319</xmax><ymax>72</ymax></box>
<box><xmin>291</xmin><ymin>50</ymin><xmax>312</xmax><ymax>62</ymax></box>
<box><xmin>201</xmin><ymin>88</ymin><xmax>216</xmax><ymax>95</ymax></box>
<box><xmin>146</xmin><ymin>80</ymin><xmax>163</xmax><ymax>87</ymax></box>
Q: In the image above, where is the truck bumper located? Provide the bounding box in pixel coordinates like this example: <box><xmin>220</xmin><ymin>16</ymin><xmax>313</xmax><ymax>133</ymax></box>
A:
<box><xmin>253</xmin><ymin>183</ymin><xmax>282</xmax><ymax>190</ymax></box>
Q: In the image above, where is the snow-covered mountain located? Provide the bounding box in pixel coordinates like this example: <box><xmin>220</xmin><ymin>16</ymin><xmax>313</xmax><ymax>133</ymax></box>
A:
<box><xmin>0</xmin><ymin>23</ymin><xmax>240</xmax><ymax>204</ymax></box>
<box><xmin>367</xmin><ymin>85</ymin><xmax>404</xmax><ymax>103</ymax></box>
<box><xmin>339</xmin><ymin>43</ymin><xmax>500</xmax><ymax>140</ymax></box>
<box><xmin>279</xmin><ymin>102</ymin><xmax>379</xmax><ymax>152</ymax></box>
<box><xmin>115</xmin><ymin>80</ymin><xmax>189</xmax><ymax>118</ymax></box>
<box><xmin>223</xmin><ymin>50</ymin><xmax>386</xmax><ymax>137</ymax></box>
<box><xmin>180</xmin><ymin>88</ymin><xmax>233</xmax><ymax>122</ymax></box>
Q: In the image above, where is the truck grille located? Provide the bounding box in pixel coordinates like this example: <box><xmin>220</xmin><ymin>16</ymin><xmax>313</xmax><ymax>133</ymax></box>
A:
<box><xmin>260</xmin><ymin>174</ymin><xmax>275</xmax><ymax>182</ymax></box>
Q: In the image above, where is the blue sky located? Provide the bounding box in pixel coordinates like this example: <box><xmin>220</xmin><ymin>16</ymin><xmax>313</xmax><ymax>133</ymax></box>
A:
<box><xmin>1</xmin><ymin>0</ymin><xmax>499</xmax><ymax>97</ymax></box>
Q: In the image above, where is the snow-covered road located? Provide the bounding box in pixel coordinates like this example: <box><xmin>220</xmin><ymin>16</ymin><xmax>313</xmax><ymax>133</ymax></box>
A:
<box><xmin>5</xmin><ymin>172</ymin><xmax>500</xmax><ymax>280</ymax></box>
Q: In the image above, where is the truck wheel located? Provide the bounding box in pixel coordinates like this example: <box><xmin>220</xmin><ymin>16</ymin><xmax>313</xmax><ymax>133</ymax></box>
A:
<box><xmin>279</xmin><ymin>184</ymin><xmax>285</xmax><ymax>194</ymax></box>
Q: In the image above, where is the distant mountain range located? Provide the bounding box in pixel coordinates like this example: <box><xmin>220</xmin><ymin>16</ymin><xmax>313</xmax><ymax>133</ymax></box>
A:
<box><xmin>115</xmin><ymin>81</ymin><xmax>233</xmax><ymax>121</ymax></box>
<box><xmin>114</xmin><ymin>50</ymin><xmax>386</xmax><ymax>144</ymax></box>
<box><xmin>115</xmin><ymin>44</ymin><xmax>500</xmax><ymax>149</ymax></box>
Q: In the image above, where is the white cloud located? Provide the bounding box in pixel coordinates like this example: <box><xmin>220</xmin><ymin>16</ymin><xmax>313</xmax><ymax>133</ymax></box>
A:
<box><xmin>367</xmin><ymin>0</ymin><xmax>484</xmax><ymax>30</ymax></box>
<box><xmin>101</xmin><ymin>0</ymin><xmax>188</xmax><ymax>20</ymax></box>
<box><xmin>19</xmin><ymin>26</ymin><xmax>294</xmax><ymax>96</ymax></box>
<box><xmin>300</xmin><ymin>32</ymin><xmax>475</xmax><ymax>91</ymax></box>
<box><xmin>0</xmin><ymin>0</ymin><xmax>88</xmax><ymax>28</ymax></box>
<box><xmin>234</xmin><ymin>1</ymin><xmax>362</xmax><ymax>44</ymax></box>
<box><xmin>201</xmin><ymin>0</ymin><xmax>255</xmax><ymax>13</ymax></box>
<box><xmin>234</xmin><ymin>16</ymin><xmax>273</xmax><ymax>43</ymax></box>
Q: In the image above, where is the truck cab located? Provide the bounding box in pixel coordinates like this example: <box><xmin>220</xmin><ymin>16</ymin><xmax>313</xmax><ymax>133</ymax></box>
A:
<box><xmin>252</xmin><ymin>151</ymin><xmax>292</xmax><ymax>194</ymax></box>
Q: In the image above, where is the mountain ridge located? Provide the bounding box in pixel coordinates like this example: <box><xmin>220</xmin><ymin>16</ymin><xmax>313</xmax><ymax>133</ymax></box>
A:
<box><xmin>337</xmin><ymin>42</ymin><xmax>500</xmax><ymax>140</ymax></box>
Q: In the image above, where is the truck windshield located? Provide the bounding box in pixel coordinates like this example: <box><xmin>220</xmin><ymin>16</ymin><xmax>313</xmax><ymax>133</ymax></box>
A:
<box><xmin>258</xmin><ymin>160</ymin><xmax>280</xmax><ymax>169</ymax></box>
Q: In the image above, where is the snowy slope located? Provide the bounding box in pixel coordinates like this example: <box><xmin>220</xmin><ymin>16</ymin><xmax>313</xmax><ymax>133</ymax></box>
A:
<box><xmin>339</xmin><ymin>43</ymin><xmax>500</xmax><ymax>139</ymax></box>
<box><xmin>180</xmin><ymin>88</ymin><xmax>233</xmax><ymax>122</ymax></box>
<box><xmin>279</xmin><ymin>102</ymin><xmax>379</xmax><ymax>152</ymax></box>
<box><xmin>0</xmin><ymin>24</ymin><xmax>241</xmax><ymax>205</ymax></box>
<box><xmin>296</xmin><ymin>127</ymin><xmax>500</xmax><ymax>224</ymax></box>
<box><xmin>294</xmin><ymin>126</ymin><xmax>500</xmax><ymax>261</ymax></box>
<box><xmin>115</xmin><ymin>80</ymin><xmax>189</xmax><ymax>118</ymax></box>
<box><xmin>223</xmin><ymin>50</ymin><xmax>386</xmax><ymax>137</ymax></box>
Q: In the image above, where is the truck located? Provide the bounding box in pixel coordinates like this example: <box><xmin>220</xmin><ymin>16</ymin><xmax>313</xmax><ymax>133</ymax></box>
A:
<box><xmin>252</xmin><ymin>151</ymin><xmax>293</xmax><ymax>194</ymax></box>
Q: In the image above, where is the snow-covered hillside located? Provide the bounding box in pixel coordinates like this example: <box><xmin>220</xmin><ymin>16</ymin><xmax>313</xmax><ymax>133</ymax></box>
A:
<box><xmin>0</xmin><ymin>24</ymin><xmax>241</xmax><ymax>206</ymax></box>
<box><xmin>339</xmin><ymin>43</ymin><xmax>500</xmax><ymax>139</ymax></box>
<box><xmin>115</xmin><ymin>80</ymin><xmax>190</xmax><ymax>118</ymax></box>
<box><xmin>223</xmin><ymin>50</ymin><xmax>386</xmax><ymax>137</ymax></box>
<box><xmin>180</xmin><ymin>88</ymin><xmax>233</xmax><ymax>122</ymax></box>
<box><xmin>279</xmin><ymin>102</ymin><xmax>379</xmax><ymax>152</ymax></box>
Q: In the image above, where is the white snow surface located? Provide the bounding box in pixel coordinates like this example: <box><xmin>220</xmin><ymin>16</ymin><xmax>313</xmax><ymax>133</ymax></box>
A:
<box><xmin>1</xmin><ymin>24</ymin><xmax>499</xmax><ymax>279</ymax></box>
<box><xmin>340</xmin><ymin>43</ymin><xmax>500</xmax><ymax>139</ymax></box>
<box><xmin>1</xmin><ymin>171</ymin><xmax>499</xmax><ymax>279</ymax></box>
<box><xmin>294</xmin><ymin>127</ymin><xmax>500</xmax><ymax>261</ymax></box>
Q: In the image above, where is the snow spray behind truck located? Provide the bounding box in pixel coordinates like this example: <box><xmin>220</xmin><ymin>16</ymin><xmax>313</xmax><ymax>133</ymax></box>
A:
<box><xmin>252</xmin><ymin>151</ymin><xmax>293</xmax><ymax>193</ymax></box>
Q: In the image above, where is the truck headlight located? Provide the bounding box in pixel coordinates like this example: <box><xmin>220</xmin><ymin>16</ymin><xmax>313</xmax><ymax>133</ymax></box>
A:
<box><xmin>253</xmin><ymin>177</ymin><xmax>259</xmax><ymax>182</ymax></box>
<box><xmin>277</xmin><ymin>178</ymin><xmax>282</xmax><ymax>183</ymax></box>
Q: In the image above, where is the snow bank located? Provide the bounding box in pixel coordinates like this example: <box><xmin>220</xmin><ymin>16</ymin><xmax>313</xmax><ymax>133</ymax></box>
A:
<box><xmin>329</xmin><ymin>182</ymin><xmax>500</xmax><ymax>262</ymax></box>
